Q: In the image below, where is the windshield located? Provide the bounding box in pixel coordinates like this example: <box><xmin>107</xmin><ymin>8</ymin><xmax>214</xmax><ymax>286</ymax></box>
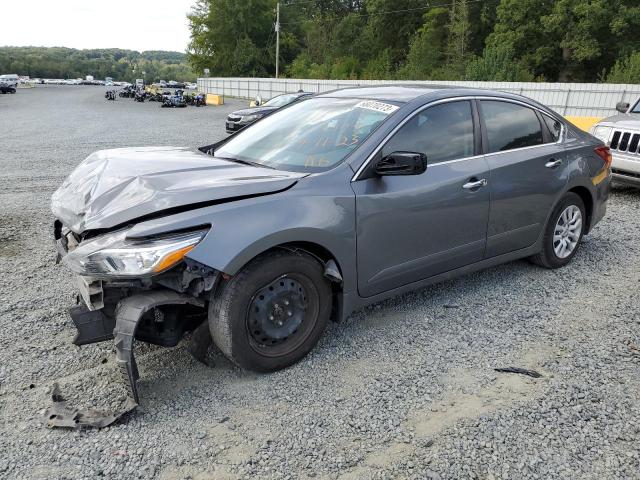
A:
<box><xmin>216</xmin><ymin>98</ymin><xmax>398</xmax><ymax>172</ymax></box>
<box><xmin>263</xmin><ymin>93</ymin><xmax>302</xmax><ymax>108</ymax></box>
<box><xmin>631</xmin><ymin>99</ymin><xmax>640</xmax><ymax>113</ymax></box>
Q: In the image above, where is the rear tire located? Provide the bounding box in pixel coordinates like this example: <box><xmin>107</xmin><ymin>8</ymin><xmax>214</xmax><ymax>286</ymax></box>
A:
<box><xmin>530</xmin><ymin>192</ymin><xmax>586</xmax><ymax>269</ymax></box>
<box><xmin>209</xmin><ymin>250</ymin><xmax>332</xmax><ymax>372</ymax></box>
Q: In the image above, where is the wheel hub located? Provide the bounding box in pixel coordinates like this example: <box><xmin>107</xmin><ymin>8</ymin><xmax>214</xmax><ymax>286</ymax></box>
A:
<box><xmin>553</xmin><ymin>205</ymin><xmax>582</xmax><ymax>259</ymax></box>
<box><xmin>248</xmin><ymin>277</ymin><xmax>307</xmax><ymax>345</ymax></box>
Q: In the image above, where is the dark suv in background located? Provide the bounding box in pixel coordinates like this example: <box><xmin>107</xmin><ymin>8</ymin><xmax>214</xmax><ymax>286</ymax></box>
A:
<box><xmin>0</xmin><ymin>82</ymin><xmax>17</xmax><ymax>94</ymax></box>
<box><xmin>225</xmin><ymin>91</ymin><xmax>312</xmax><ymax>133</ymax></box>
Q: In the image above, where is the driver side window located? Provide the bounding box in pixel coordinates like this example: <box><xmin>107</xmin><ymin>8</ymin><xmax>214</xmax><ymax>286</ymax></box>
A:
<box><xmin>381</xmin><ymin>101</ymin><xmax>475</xmax><ymax>164</ymax></box>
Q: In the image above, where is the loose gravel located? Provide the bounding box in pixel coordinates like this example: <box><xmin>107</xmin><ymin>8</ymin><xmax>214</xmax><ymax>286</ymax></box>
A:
<box><xmin>1</xmin><ymin>86</ymin><xmax>639</xmax><ymax>480</ymax></box>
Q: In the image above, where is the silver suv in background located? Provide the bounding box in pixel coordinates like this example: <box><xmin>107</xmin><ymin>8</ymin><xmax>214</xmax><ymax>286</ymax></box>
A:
<box><xmin>591</xmin><ymin>99</ymin><xmax>640</xmax><ymax>187</ymax></box>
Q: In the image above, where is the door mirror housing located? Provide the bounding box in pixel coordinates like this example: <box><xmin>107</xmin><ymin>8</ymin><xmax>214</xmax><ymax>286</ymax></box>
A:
<box><xmin>616</xmin><ymin>101</ymin><xmax>630</xmax><ymax>113</ymax></box>
<box><xmin>374</xmin><ymin>152</ymin><xmax>427</xmax><ymax>176</ymax></box>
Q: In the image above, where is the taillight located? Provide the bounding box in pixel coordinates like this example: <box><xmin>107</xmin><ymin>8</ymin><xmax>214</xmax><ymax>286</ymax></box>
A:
<box><xmin>594</xmin><ymin>145</ymin><xmax>612</xmax><ymax>169</ymax></box>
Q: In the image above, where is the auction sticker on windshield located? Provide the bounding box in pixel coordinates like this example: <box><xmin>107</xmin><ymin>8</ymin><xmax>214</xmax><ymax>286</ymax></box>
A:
<box><xmin>355</xmin><ymin>100</ymin><xmax>399</xmax><ymax>114</ymax></box>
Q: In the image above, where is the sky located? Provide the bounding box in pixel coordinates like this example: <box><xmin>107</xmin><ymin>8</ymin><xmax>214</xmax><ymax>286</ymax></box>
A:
<box><xmin>0</xmin><ymin>0</ymin><xmax>196</xmax><ymax>52</ymax></box>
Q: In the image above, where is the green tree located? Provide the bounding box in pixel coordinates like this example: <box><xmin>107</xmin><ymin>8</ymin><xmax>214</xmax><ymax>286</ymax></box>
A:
<box><xmin>446</xmin><ymin>0</ymin><xmax>472</xmax><ymax>79</ymax></box>
<box><xmin>605</xmin><ymin>51</ymin><xmax>640</xmax><ymax>84</ymax></box>
<box><xmin>0</xmin><ymin>47</ymin><xmax>195</xmax><ymax>82</ymax></box>
<box><xmin>188</xmin><ymin>0</ymin><xmax>275</xmax><ymax>76</ymax></box>
<box><xmin>465</xmin><ymin>45</ymin><xmax>534</xmax><ymax>82</ymax></box>
<box><xmin>488</xmin><ymin>0</ymin><xmax>640</xmax><ymax>82</ymax></box>
<box><xmin>397</xmin><ymin>7</ymin><xmax>449</xmax><ymax>79</ymax></box>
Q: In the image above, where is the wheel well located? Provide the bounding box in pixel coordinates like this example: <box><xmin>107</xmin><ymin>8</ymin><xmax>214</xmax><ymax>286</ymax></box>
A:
<box><xmin>568</xmin><ymin>186</ymin><xmax>593</xmax><ymax>233</ymax></box>
<box><xmin>276</xmin><ymin>242</ymin><xmax>343</xmax><ymax>282</ymax></box>
<box><xmin>267</xmin><ymin>242</ymin><xmax>344</xmax><ymax>321</ymax></box>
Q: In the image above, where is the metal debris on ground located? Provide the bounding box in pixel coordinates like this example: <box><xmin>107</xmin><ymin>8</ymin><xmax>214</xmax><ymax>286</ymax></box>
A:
<box><xmin>44</xmin><ymin>383</ymin><xmax>137</xmax><ymax>429</ymax></box>
<box><xmin>494</xmin><ymin>367</ymin><xmax>543</xmax><ymax>378</ymax></box>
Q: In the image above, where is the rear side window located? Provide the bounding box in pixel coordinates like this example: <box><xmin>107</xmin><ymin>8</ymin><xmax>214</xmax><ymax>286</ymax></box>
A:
<box><xmin>480</xmin><ymin>101</ymin><xmax>544</xmax><ymax>153</ymax></box>
<box><xmin>382</xmin><ymin>101</ymin><xmax>475</xmax><ymax>164</ymax></box>
<box><xmin>542</xmin><ymin>114</ymin><xmax>562</xmax><ymax>142</ymax></box>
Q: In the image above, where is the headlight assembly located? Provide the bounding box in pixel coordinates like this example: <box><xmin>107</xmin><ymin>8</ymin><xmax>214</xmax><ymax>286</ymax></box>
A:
<box><xmin>591</xmin><ymin>125</ymin><xmax>612</xmax><ymax>144</ymax></box>
<box><xmin>63</xmin><ymin>228</ymin><xmax>207</xmax><ymax>278</ymax></box>
<box><xmin>240</xmin><ymin>114</ymin><xmax>261</xmax><ymax>122</ymax></box>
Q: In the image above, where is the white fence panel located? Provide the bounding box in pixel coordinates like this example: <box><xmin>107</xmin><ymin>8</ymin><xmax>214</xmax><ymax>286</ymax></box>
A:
<box><xmin>198</xmin><ymin>77</ymin><xmax>640</xmax><ymax>118</ymax></box>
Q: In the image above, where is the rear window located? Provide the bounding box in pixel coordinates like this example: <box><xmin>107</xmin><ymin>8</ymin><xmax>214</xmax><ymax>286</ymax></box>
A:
<box><xmin>481</xmin><ymin>101</ymin><xmax>544</xmax><ymax>153</ymax></box>
<box><xmin>542</xmin><ymin>115</ymin><xmax>562</xmax><ymax>142</ymax></box>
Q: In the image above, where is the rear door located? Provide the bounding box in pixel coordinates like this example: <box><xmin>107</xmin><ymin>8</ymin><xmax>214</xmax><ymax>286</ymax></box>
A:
<box><xmin>478</xmin><ymin>100</ymin><xmax>568</xmax><ymax>258</ymax></box>
<box><xmin>353</xmin><ymin>100</ymin><xmax>491</xmax><ymax>297</ymax></box>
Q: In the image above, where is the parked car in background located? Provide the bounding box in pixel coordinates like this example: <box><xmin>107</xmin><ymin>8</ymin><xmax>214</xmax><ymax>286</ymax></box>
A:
<box><xmin>52</xmin><ymin>86</ymin><xmax>610</xmax><ymax>401</ymax></box>
<box><xmin>0</xmin><ymin>82</ymin><xmax>16</xmax><ymax>93</ymax></box>
<box><xmin>225</xmin><ymin>91</ymin><xmax>313</xmax><ymax>133</ymax></box>
<box><xmin>590</xmin><ymin>99</ymin><xmax>640</xmax><ymax>187</ymax></box>
<box><xmin>0</xmin><ymin>73</ymin><xmax>19</xmax><ymax>86</ymax></box>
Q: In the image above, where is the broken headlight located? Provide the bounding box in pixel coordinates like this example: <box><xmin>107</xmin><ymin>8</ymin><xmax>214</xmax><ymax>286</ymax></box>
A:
<box><xmin>62</xmin><ymin>228</ymin><xmax>207</xmax><ymax>278</ymax></box>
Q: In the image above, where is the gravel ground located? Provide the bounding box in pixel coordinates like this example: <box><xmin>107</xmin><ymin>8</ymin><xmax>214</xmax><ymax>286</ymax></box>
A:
<box><xmin>1</xmin><ymin>86</ymin><xmax>639</xmax><ymax>480</ymax></box>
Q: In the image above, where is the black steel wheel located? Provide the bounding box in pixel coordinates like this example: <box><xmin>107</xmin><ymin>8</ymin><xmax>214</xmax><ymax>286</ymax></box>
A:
<box><xmin>209</xmin><ymin>250</ymin><xmax>332</xmax><ymax>372</ymax></box>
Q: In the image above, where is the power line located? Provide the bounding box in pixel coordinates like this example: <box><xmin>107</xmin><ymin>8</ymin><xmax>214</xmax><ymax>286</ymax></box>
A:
<box><xmin>280</xmin><ymin>0</ymin><xmax>483</xmax><ymax>21</ymax></box>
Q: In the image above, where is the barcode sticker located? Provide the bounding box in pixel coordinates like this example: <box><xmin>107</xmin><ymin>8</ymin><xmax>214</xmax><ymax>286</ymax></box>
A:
<box><xmin>355</xmin><ymin>100</ymin><xmax>399</xmax><ymax>114</ymax></box>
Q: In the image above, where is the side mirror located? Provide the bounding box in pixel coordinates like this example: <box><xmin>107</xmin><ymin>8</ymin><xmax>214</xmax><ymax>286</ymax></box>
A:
<box><xmin>255</xmin><ymin>95</ymin><xmax>262</xmax><ymax>106</ymax></box>
<box><xmin>616</xmin><ymin>101</ymin><xmax>630</xmax><ymax>113</ymax></box>
<box><xmin>374</xmin><ymin>151</ymin><xmax>427</xmax><ymax>176</ymax></box>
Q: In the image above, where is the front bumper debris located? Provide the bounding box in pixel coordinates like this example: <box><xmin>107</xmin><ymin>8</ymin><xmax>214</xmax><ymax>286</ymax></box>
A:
<box><xmin>113</xmin><ymin>290</ymin><xmax>204</xmax><ymax>403</ymax></box>
<box><xmin>44</xmin><ymin>383</ymin><xmax>137</xmax><ymax>429</ymax></box>
<box><xmin>69</xmin><ymin>305</ymin><xmax>115</xmax><ymax>346</ymax></box>
<box><xmin>68</xmin><ymin>289</ymin><xmax>205</xmax><ymax>404</ymax></box>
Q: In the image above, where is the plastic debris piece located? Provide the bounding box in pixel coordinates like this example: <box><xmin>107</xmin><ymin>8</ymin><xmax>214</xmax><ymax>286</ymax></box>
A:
<box><xmin>44</xmin><ymin>383</ymin><xmax>137</xmax><ymax>429</ymax></box>
<box><xmin>494</xmin><ymin>367</ymin><xmax>542</xmax><ymax>378</ymax></box>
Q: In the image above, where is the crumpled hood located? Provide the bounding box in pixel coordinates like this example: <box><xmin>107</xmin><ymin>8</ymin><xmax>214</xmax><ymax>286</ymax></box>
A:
<box><xmin>597</xmin><ymin>113</ymin><xmax>640</xmax><ymax>129</ymax></box>
<box><xmin>52</xmin><ymin>146</ymin><xmax>305</xmax><ymax>233</ymax></box>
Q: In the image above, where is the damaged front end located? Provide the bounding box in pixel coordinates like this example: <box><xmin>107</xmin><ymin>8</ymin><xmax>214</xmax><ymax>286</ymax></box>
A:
<box><xmin>54</xmin><ymin>221</ymin><xmax>218</xmax><ymax>404</ymax></box>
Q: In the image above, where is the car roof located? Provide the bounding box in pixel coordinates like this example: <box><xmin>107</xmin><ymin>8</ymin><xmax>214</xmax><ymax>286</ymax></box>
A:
<box><xmin>314</xmin><ymin>84</ymin><xmax>558</xmax><ymax>116</ymax></box>
<box><xmin>316</xmin><ymin>85</ymin><xmax>456</xmax><ymax>102</ymax></box>
<box><xmin>315</xmin><ymin>84</ymin><xmax>533</xmax><ymax>103</ymax></box>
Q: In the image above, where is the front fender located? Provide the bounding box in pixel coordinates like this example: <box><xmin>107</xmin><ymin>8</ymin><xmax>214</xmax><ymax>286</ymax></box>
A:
<box><xmin>127</xmin><ymin>167</ymin><xmax>357</xmax><ymax>293</ymax></box>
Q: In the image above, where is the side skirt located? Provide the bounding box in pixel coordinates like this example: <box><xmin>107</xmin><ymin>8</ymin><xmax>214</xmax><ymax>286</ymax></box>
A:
<box><xmin>341</xmin><ymin>241</ymin><xmax>542</xmax><ymax>321</ymax></box>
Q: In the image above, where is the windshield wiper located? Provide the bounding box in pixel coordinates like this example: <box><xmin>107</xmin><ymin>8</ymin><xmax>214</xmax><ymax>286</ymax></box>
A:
<box><xmin>216</xmin><ymin>156</ymin><xmax>276</xmax><ymax>169</ymax></box>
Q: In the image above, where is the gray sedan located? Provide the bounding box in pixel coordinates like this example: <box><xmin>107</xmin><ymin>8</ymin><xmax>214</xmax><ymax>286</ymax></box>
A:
<box><xmin>52</xmin><ymin>86</ymin><xmax>611</xmax><ymax>401</ymax></box>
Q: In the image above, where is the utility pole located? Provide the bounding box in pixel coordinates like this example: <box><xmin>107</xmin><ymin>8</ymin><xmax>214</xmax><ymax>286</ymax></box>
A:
<box><xmin>275</xmin><ymin>2</ymin><xmax>280</xmax><ymax>79</ymax></box>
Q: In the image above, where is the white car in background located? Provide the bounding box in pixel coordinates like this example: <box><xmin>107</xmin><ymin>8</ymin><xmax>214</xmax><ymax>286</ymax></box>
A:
<box><xmin>591</xmin><ymin>99</ymin><xmax>640</xmax><ymax>187</ymax></box>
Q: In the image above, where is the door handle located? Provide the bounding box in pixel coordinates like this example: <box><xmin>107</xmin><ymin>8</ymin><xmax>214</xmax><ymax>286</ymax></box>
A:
<box><xmin>463</xmin><ymin>178</ymin><xmax>488</xmax><ymax>190</ymax></box>
<box><xmin>545</xmin><ymin>158</ymin><xmax>562</xmax><ymax>168</ymax></box>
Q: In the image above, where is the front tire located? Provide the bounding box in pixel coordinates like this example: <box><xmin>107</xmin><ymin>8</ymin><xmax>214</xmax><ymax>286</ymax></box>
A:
<box><xmin>530</xmin><ymin>192</ymin><xmax>585</xmax><ymax>269</ymax></box>
<box><xmin>209</xmin><ymin>250</ymin><xmax>332</xmax><ymax>372</ymax></box>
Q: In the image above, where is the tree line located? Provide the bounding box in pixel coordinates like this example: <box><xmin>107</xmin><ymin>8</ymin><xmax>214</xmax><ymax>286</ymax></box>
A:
<box><xmin>187</xmin><ymin>0</ymin><xmax>640</xmax><ymax>83</ymax></box>
<box><xmin>0</xmin><ymin>47</ymin><xmax>196</xmax><ymax>82</ymax></box>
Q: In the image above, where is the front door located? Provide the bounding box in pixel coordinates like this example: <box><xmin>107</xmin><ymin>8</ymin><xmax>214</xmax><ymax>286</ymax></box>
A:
<box><xmin>353</xmin><ymin>100</ymin><xmax>491</xmax><ymax>298</ymax></box>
